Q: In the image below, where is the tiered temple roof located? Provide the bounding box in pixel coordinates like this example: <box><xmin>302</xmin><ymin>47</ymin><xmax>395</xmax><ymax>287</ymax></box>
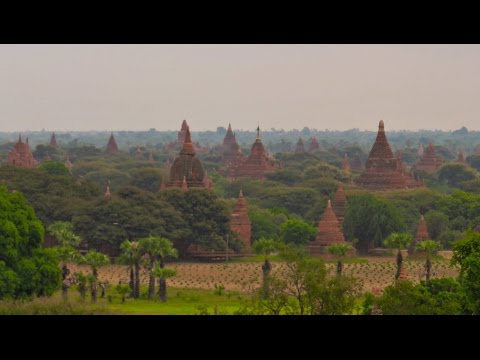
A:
<box><xmin>230</xmin><ymin>190</ymin><xmax>252</xmax><ymax>253</ymax></box>
<box><xmin>222</xmin><ymin>124</ymin><xmax>243</xmax><ymax>165</ymax></box>
<box><xmin>167</xmin><ymin>126</ymin><xmax>206</xmax><ymax>189</ymax></box>
<box><xmin>415</xmin><ymin>215</ymin><xmax>430</xmax><ymax>242</ymax></box>
<box><xmin>355</xmin><ymin>121</ymin><xmax>422</xmax><ymax>190</ymax></box>
<box><xmin>50</xmin><ymin>132</ymin><xmax>59</xmax><ymax>149</ymax></box>
<box><xmin>308</xmin><ymin>200</ymin><xmax>345</xmax><ymax>257</ymax></box>
<box><xmin>415</xmin><ymin>143</ymin><xmax>443</xmax><ymax>173</ymax></box>
<box><xmin>332</xmin><ymin>183</ymin><xmax>347</xmax><ymax>224</ymax></box>
<box><xmin>226</xmin><ymin>127</ymin><xmax>277</xmax><ymax>181</ymax></box>
<box><xmin>7</xmin><ymin>135</ymin><xmax>38</xmax><ymax>168</ymax></box>
<box><xmin>307</xmin><ymin>137</ymin><xmax>320</xmax><ymax>152</ymax></box>
<box><xmin>295</xmin><ymin>138</ymin><xmax>306</xmax><ymax>153</ymax></box>
<box><xmin>106</xmin><ymin>133</ymin><xmax>119</xmax><ymax>155</ymax></box>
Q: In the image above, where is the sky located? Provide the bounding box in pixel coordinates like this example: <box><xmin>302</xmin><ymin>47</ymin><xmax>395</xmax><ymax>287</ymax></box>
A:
<box><xmin>1</xmin><ymin>44</ymin><xmax>479</xmax><ymax>132</ymax></box>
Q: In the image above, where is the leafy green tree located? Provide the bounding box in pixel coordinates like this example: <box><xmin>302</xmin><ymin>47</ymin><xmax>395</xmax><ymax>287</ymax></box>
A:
<box><xmin>416</xmin><ymin>240</ymin><xmax>440</xmax><ymax>281</ymax></box>
<box><xmin>280</xmin><ymin>218</ymin><xmax>317</xmax><ymax>246</ymax></box>
<box><xmin>343</xmin><ymin>194</ymin><xmax>406</xmax><ymax>252</ymax></box>
<box><xmin>118</xmin><ymin>240</ymin><xmax>142</xmax><ymax>298</ymax></box>
<box><xmin>384</xmin><ymin>232</ymin><xmax>412</xmax><ymax>280</ymax></box>
<box><xmin>438</xmin><ymin>163</ymin><xmax>478</xmax><ymax>187</ymax></box>
<box><xmin>424</xmin><ymin>210</ymin><xmax>449</xmax><ymax>240</ymax></box>
<box><xmin>249</xmin><ymin>208</ymin><xmax>280</xmax><ymax>241</ymax></box>
<box><xmin>78</xmin><ymin>250</ymin><xmax>110</xmax><ymax>303</ymax></box>
<box><xmin>40</xmin><ymin>161</ymin><xmax>70</xmax><ymax>176</ymax></box>
<box><xmin>452</xmin><ymin>230</ymin><xmax>480</xmax><ymax>314</ymax></box>
<box><xmin>253</xmin><ymin>238</ymin><xmax>281</xmax><ymax>299</ymax></box>
<box><xmin>327</xmin><ymin>243</ymin><xmax>353</xmax><ymax>276</ymax></box>
<box><xmin>129</xmin><ymin>168</ymin><xmax>165</xmax><ymax>193</ymax></box>
<box><xmin>152</xmin><ymin>266</ymin><xmax>176</xmax><ymax>302</ymax></box>
<box><xmin>115</xmin><ymin>282</ymin><xmax>131</xmax><ymax>303</ymax></box>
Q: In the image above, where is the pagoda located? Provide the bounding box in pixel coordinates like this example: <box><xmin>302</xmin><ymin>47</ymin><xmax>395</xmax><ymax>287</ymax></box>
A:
<box><xmin>295</xmin><ymin>138</ymin><xmax>306</xmax><ymax>154</ymax></box>
<box><xmin>50</xmin><ymin>132</ymin><xmax>59</xmax><ymax>149</ymax></box>
<box><xmin>134</xmin><ymin>147</ymin><xmax>144</xmax><ymax>160</ymax></box>
<box><xmin>166</xmin><ymin>119</ymin><xmax>204</xmax><ymax>153</ymax></box>
<box><xmin>457</xmin><ymin>150</ymin><xmax>467</xmax><ymax>164</ymax></box>
<box><xmin>226</xmin><ymin>126</ymin><xmax>277</xmax><ymax>181</ymax></box>
<box><xmin>308</xmin><ymin>200</ymin><xmax>346</xmax><ymax>257</ymax></box>
<box><xmin>415</xmin><ymin>214</ymin><xmax>430</xmax><ymax>243</ymax></box>
<box><xmin>332</xmin><ymin>183</ymin><xmax>347</xmax><ymax>224</ymax></box>
<box><xmin>7</xmin><ymin>135</ymin><xmax>38</xmax><ymax>168</ymax></box>
<box><xmin>167</xmin><ymin>126</ymin><xmax>206</xmax><ymax>189</ymax></box>
<box><xmin>341</xmin><ymin>153</ymin><xmax>350</xmax><ymax>172</ymax></box>
<box><xmin>230</xmin><ymin>190</ymin><xmax>252</xmax><ymax>253</ymax></box>
<box><xmin>355</xmin><ymin>120</ymin><xmax>422</xmax><ymax>190</ymax></box>
<box><xmin>222</xmin><ymin>124</ymin><xmax>243</xmax><ymax>165</ymax></box>
<box><xmin>65</xmin><ymin>156</ymin><xmax>72</xmax><ymax>171</ymax></box>
<box><xmin>106</xmin><ymin>133</ymin><xmax>119</xmax><ymax>155</ymax></box>
<box><xmin>307</xmin><ymin>137</ymin><xmax>320</xmax><ymax>152</ymax></box>
<box><xmin>350</xmin><ymin>152</ymin><xmax>364</xmax><ymax>171</ymax></box>
<box><xmin>414</xmin><ymin>143</ymin><xmax>443</xmax><ymax>173</ymax></box>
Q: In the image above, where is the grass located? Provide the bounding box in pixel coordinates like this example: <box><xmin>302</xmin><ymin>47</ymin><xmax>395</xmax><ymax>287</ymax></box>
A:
<box><xmin>232</xmin><ymin>255</ymin><xmax>284</xmax><ymax>263</ymax></box>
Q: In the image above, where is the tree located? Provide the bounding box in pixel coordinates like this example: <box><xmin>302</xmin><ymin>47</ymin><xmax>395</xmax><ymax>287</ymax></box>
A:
<box><xmin>47</xmin><ymin>221</ymin><xmax>82</xmax><ymax>300</ymax></box>
<box><xmin>384</xmin><ymin>232</ymin><xmax>412</xmax><ymax>280</ymax></box>
<box><xmin>327</xmin><ymin>243</ymin><xmax>353</xmax><ymax>276</ymax></box>
<box><xmin>40</xmin><ymin>161</ymin><xmax>70</xmax><ymax>176</ymax></box>
<box><xmin>416</xmin><ymin>240</ymin><xmax>440</xmax><ymax>281</ymax></box>
<box><xmin>280</xmin><ymin>218</ymin><xmax>317</xmax><ymax>246</ymax></box>
<box><xmin>252</xmin><ymin>238</ymin><xmax>281</xmax><ymax>299</ymax></box>
<box><xmin>152</xmin><ymin>266</ymin><xmax>176</xmax><ymax>302</ymax></box>
<box><xmin>424</xmin><ymin>210</ymin><xmax>449</xmax><ymax>240</ymax></box>
<box><xmin>118</xmin><ymin>240</ymin><xmax>142</xmax><ymax>298</ymax></box>
<box><xmin>139</xmin><ymin>236</ymin><xmax>178</xmax><ymax>298</ymax></box>
<box><xmin>343</xmin><ymin>194</ymin><xmax>406</xmax><ymax>252</ymax></box>
<box><xmin>0</xmin><ymin>186</ymin><xmax>60</xmax><ymax>299</ymax></box>
<box><xmin>115</xmin><ymin>282</ymin><xmax>131</xmax><ymax>304</ymax></box>
<box><xmin>78</xmin><ymin>250</ymin><xmax>110</xmax><ymax>303</ymax></box>
<box><xmin>438</xmin><ymin>163</ymin><xmax>477</xmax><ymax>187</ymax></box>
<box><xmin>452</xmin><ymin>230</ymin><xmax>480</xmax><ymax>314</ymax></box>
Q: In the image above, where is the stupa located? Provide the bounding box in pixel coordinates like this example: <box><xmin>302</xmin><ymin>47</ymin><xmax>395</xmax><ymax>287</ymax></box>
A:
<box><xmin>230</xmin><ymin>190</ymin><xmax>252</xmax><ymax>253</ymax></box>
<box><xmin>295</xmin><ymin>138</ymin><xmax>306</xmax><ymax>153</ymax></box>
<box><xmin>415</xmin><ymin>143</ymin><xmax>443</xmax><ymax>173</ymax></box>
<box><xmin>7</xmin><ymin>135</ymin><xmax>38</xmax><ymax>168</ymax></box>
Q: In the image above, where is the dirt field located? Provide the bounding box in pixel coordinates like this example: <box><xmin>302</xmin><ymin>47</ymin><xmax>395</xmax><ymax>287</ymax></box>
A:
<box><xmin>68</xmin><ymin>255</ymin><xmax>460</xmax><ymax>293</ymax></box>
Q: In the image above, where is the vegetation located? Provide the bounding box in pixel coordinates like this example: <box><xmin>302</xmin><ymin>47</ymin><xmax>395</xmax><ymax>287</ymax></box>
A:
<box><xmin>384</xmin><ymin>232</ymin><xmax>412</xmax><ymax>280</ymax></box>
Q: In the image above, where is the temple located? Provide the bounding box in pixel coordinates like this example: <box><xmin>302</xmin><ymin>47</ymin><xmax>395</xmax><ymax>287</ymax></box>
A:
<box><xmin>135</xmin><ymin>147</ymin><xmax>144</xmax><ymax>160</ymax></box>
<box><xmin>307</xmin><ymin>137</ymin><xmax>320</xmax><ymax>152</ymax></box>
<box><xmin>457</xmin><ymin>150</ymin><xmax>467</xmax><ymax>164</ymax></box>
<box><xmin>166</xmin><ymin>126</ymin><xmax>206</xmax><ymax>189</ymax></box>
<box><xmin>350</xmin><ymin>152</ymin><xmax>364</xmax><ymax>171</ymax></box>
<box><xmin>295</xmin><ymin>138</ymin><xmax>306</xmax><ymax>153</ymax></box>
<box><xmin>409</xmin><ymin>214</ymin><xmax>430</xmax><ymax>254</ymax></box>
<box><xmin>222</xmin><ymin>124</ymin><xmax>243</xmax><ymax>166</ymax></box>
<box><xmin>166</xmin><ymin>120</ymin><xmax>204</xmax><ymax>153</ymax></box>
<box><xmin>7</xmin><ymin>135</ymin><xmax>38</xmax><ymax>168</ymax></box>
<box><xmin>106</xmin><ymin>133</ymin><xmax>119</xmax><ymax>155</ymax></box>
<box><xmin>332</xmin><ymin>183</ymin><xmax>347</xmax><ymax>224</ymax></box>
<box><xmin>341</xmin><ymin>153</ymin><xmax>350</xmax><ymax>172</ymax></box>
<box><xmin>355</xmin><ymin>121</ymin><xmax>422</xmax><ymax>190</ymax></box>
<box><xmin>226</xmin><ymin>126</ymin><xmax>277</xmax><ymax>181</ymax></box>
<box><xmin>418</xmin><ymin>144</ymin><xmax>424</xmax><ymax>157</ymax></box>
<box><xmin>50</xmin><ymin>132</ymin><xmax>59</xmax><ymax>149</ymax></box>
<box><xmin>308</xmin><ymin>200</ymin><xmax>346</xmax><ymax>257</ymax></box>
<box><xmin>230</xmin><ymin>190</ymin><xmax>252</xmax><ymax>253</ymax></box>
<box><xmin>414</xmin><ymin>143</ymin><xmax>443</xmax><ymax>173</ymax></box>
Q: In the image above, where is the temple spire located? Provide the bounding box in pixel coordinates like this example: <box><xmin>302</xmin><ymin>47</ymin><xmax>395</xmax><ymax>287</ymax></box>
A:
<box><xmin>104</xmin><ymin>181</ymin><xmax>111</xmax><ymax>198</ymax></box>
<box><xmin>181</xmin><ymin>176</ymin><xmax>188</xmax><ymax>192</ymax></box>
<box><xmin>180</xmin><ymin>126</ymin><xmax>195</xmax><ymax>155</ymax></box>
<box><xmin>50</xmin><ymin>132</ymin><xmax>59</xmax><ymax>149</ymax></box>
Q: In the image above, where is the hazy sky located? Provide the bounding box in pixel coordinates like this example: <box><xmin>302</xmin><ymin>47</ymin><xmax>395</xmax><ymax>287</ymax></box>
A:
<box><xmin>1</xmin><ymin>44</ymin><xmax>479</xmax><ymax>132</ymax></box>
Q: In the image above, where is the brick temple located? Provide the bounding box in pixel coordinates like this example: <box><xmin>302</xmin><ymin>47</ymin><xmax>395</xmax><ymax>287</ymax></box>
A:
<box><xmin>414</xmin><ymin>143</ymin><xmax>443</xmax><ymax>173</ymax></box>
<box><xmin>226</xmin><ymin>127</ymin><xmax>277</xmax><ymax>181</ymax></box>
<box><xmin>355</xmin><ymin>120</ymin><xmax>422</xmax><ymax>190</ymax></box>
<box><xmin>457</xmin><ymin>150</ymin><xmax>467</xmax><ymax>164</ymax></box>
<box><xmin>7</xmin><ymin>135</ymin><xmax>38</xmax><ymax>168</ymax></box>
<box><xmin>307</xmin><ymin>137</ymin><xmax>320</xmax><ymax>152</ymax></box>
<box><xmin>222</xmin><ymin>123</ymin><xmax>243</xmax><ymax>166</ymax></box>
<box><xmin>50</xmin><ymin>132</ymin><xmax>59</xmax><ymax>149</ymax></box>
<box><xmin>295</xmin><ymin>138</ymin><xmax>306</xmax><ymax>153</ymax></box>
<box><xmin>308</xmin><ymin>199</ymin><xmax>346</xmax><ymax>257</ymax></box>
<box><xmin>409</xmin><ymin>214</ymin><xmax>430</xmax><ymax>254</ymax></box>
<box><xmin>350</xmin><ymin>152</ymin><xmax>364</xmax><ymax>171</ymax></box>
<box><xmin>332</xmin><ymin>183</ymin><xmax>347</xmax><ymax>225</ymax></box>
<box><xmin>230</xmin><ymin>190</ymin><xmax>252</xmax><ymax>253</ymax></box>
<box><xmin>106</xmin><ymin>133</ymin><xmax>119</xmax><ymax>155</ymax></box>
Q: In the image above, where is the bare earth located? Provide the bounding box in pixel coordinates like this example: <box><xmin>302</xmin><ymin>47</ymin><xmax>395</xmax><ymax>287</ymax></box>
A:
<box><xmin>68</xmin><ymin>254</ymin><xmax>459</xmax><ymax>293</ymax></box>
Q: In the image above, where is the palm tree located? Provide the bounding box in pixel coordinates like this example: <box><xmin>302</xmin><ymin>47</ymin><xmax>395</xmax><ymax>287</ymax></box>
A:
<box><xmin>327</xmin><ymin>243</ymin><xmax>353</xmax><ymax>276</ymax></box>
<box><xmin>139</xmin><ymin>236</ymin><xmax>177</xmax><ymax>298</ymax></box>
<box><xmin>48</xmin><ymin>221</ymin><xmax>82</xmax><ymax>300</ymax></box>
<box><xmin>118</xmin><ymin>240</ymin><xmax>142</xmax><ymax>298</ymax></box>
<box><xmin>416</xmin><ymin>240</ymin><xmax>440</xmax><ymax>281</ymax></box>
<box><xmin>152</xmin><ymin>266</ymin><xmax>176</xmax><ymax>302</ymax></box>
<box><xmin>153</xmin><ymin>237</ymin><xmax>178</xmax><ymax>300</ymax></box>
<box><xmin>253</xmin><ymin>238</ymin><xmax>280</xmax><ymax>299</ymax></box>
<box><xmin>384</xmin><ymin>232</ymin><xmax>413</xmax><ymax>280</ymax></box>
<box><xmin>79</xmin><ymin>250</ymin><xmax>110</xmax><ymax>303</ymax></box>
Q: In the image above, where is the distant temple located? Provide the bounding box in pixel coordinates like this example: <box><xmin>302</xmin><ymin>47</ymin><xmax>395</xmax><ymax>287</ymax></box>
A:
<box><xmin>166</xmin><ymin>126</ymin><xmax>206</xmax><ymax>189</ymax></box>
<box><xmin>221</xmin><ymin>124</ymin><xmax>243</xmax><ymax>166</ymax></box>
<box><xmin>332</xmin><ymin>183</ymin><xmax>347</xmax><ymax>225</ymax></box>
<box><xmin>50</xmin><ymin>132</ymin><xmax>59</xmax><ymax>149</ymax></box>
<box><xmin>308</xmin><ymin>199</ymin><xmax>346</xmax><ymax>257</ymax></box>
<box><xmin>7</xmin><ymin>135</ymin><xmax>38</xmax><ymax>168</ymax></box>
<box><xmin>457</xmin><ymin>150</ymin><xmax>467</xmax><ymax>164</ymax></box>
<box><xmin>295</xmin><ymin>138</ymin><xmax>306</xmax><ymax>154</ymax></box>
<box><xmin>166</xmin><ymin>119</ymin><xmax>204</xmax><ymax>152</ymax></box>
<box><xmin>135</xmin><ymin>147</ymin><xmax>144</xmax><ymax>160</ymax></box>
<box><xmin>307</xmin><ymin>137</ymin><xmax>320</xmax><ymax>152</ymax></box>
<box><xmin>355</xmin><ymin>120</ymin><xmax>422</xmax><ymax>190</ymax></box>
<box><xmin>414</xmin><ymin>143</ymin><xmax>443</xmax><ymax>173</ymax></box>
<box><xmin>230</xmin><ymin>190</ymin><xmax>252</xmax><ymax>253</ymax></box>
<box><xmin>341</xmin><ymin>153</ymin><xmax>350</xmax><ymax>172</ymax></box>
<box><xmin>418</xmin><ymin>144</ymin><xmax>424</xmax><ymax>157</ymax></box>
<box><xmin>226</xmin><ymin>126</ymin><xmax>278</xmax><ymax>181</ymax></box>
<box><xmin>409</xmin><ymin>214</ymin><xmax>430</xmax><ymax>254</ymax></box>
<box><xmin>106</xmin><ymin>133</ymin><xmax>119</xmax><ymax>155</ymax></box>
<box><xmin>350</xmin><ymin>152</ymin><xmax>364</xmax><ymax>171</ymax></box>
